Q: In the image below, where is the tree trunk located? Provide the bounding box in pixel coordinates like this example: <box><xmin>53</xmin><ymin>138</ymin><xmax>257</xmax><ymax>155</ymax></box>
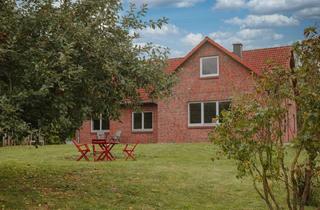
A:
<box><xmin>291</xmin><ymin>146</ymin><xmax>303</xmax><ymax>210</ymax></box>
<box><xmin>299</xmin><ymin>157</ymin><xmax>315</xmax><ymax>210</ymax></box>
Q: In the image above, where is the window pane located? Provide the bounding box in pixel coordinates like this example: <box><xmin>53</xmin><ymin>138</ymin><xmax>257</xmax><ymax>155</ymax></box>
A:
<box><xmin>144</xmin><ymin>112</ymin><xmax>153</xmax><ymax>129</ymax></box>
<box><xmin>189</xmin><ymin>103</ymin><xmax>202</xmax><ymax>124</ymax></box>
<box><xmin>219</xmin><ymin>101</ymin><xmax>231</xmax><ymax>122</ymax></box>
<box><xmin>101</xmin><ymin>119</ymin><xmax>110</xmax><ymax>130</ymax></box>
<box><xmin>93</xmin><ymin>119</ymin><xmax>100</xmax><ymax>130</ymax></box>
<box><xmin>133</xmin><ymin>113</ymin><xmax>142</xmax><ymax>129</ymax></box>
<box><xmin>204</xmin><ymin>102</ymin><xmax>217</xmax><ymax>123</ymax></box>
<box><xmin>202</xmin><ymin>57</ymin><xmax>218</xmax><ymax>75</ymax></box>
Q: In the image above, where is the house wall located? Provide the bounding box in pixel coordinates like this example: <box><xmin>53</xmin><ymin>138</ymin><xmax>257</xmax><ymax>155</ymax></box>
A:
<box><xmin>110</xmin><ymin>104</ymin><xmax>158</xmax><ymax>144</ymax></box>
<box><xmin>157</xmin><ymin>42</ymin><xmax>256</xmax><ymax>143</ymax></box>
<box><xmin>78</xmin><ymin>41</ymin><xmax>297</xmax><ymax>144</ymax></box>
<box><xmin>78</xmin><ymin>104</ymin><xmax>157</xmax><ymax>144</ymax></box>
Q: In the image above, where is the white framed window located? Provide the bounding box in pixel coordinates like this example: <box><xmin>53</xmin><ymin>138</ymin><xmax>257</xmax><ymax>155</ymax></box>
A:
<box><xmin>91</xmin><ymin>115</ymin><xmax>110</xmax><ymax>132</ymax></box>
<box><xmin>132</xmin><ymin>112</ymin><xmax>153</xmax><ymax>132</ymax></box>
<box><xmin>200</xmin><ymin>56</ymin><xmax>219</xmax><ymax>77</ymax></box>
<box><xmin>188</xmin><ymin>101</ymin><xmax>231</xmax><ymax>127</ymax></box>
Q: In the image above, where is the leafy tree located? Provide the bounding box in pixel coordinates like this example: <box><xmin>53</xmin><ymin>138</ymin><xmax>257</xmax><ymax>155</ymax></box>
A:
<box><xmin>211</xmin><ymin>27</ymin><xmax>320</xmax><ymax>210</ymax></box>
<box><xmin>0</xmin><ymin>0</ymin><xmax>176</xmax><ymax>143</ymax></box>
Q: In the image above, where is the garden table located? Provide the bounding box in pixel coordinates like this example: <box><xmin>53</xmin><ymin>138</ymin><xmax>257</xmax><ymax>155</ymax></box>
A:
<box><xmin>92</xmin><ymin>139</ymin><xmax>119</xmax><ymax>161</ymax></box>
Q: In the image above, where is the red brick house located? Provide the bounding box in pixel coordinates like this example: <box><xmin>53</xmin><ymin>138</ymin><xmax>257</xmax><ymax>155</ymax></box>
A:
<box><xmin>78</xmin><ymin>37</ymin><xmax>296</xmax><ymax>144</ymax></box>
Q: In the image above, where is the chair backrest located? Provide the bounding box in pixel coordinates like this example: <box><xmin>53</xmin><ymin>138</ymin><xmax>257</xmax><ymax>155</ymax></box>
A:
<box><xmin>72</xmin><ymin>139</ymin><xmax>80</xmax><ymax>149</ymax></box>
<box><xmin>123</xmin><ymin>140</ymin><xmax>139</xmax><ymax>151</ymax></box>
<box><xmin>113</xmin><ymin>130</ymin><xmax>122</xmax><ymax>142</ymax></box>
<box><xmin>131</xmin><ymin>143</ymin><xmax>138</xmax><ymax>150</ymax></box>
<box><xmin>96</xmin><ymin>131</ymin><xmax>106</xmax><ymax>140</ymax></box>
<box><xmin>72</xmin><ymin>139</ymin><xmax>90</xmax><ymax>152</ymax></box>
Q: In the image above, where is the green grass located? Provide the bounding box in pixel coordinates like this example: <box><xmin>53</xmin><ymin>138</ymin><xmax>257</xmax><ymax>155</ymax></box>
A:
<box><xmin>0</xmin><ymin>143</ymin><xmax>317</xmax><ymax>210</ymax></box>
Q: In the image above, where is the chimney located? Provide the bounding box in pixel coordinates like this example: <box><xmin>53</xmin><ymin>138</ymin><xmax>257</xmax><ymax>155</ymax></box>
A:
<box><xmin>233</xmin><ymin>43</ymin><xmax>243</xmax><ymax>58</ymax></box>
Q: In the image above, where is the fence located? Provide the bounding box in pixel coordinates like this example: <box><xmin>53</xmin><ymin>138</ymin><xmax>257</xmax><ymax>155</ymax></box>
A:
<box><xmin>1</xmin><ymin>131</ymin><xmax>45</xmax><ymax>147</ymax></box>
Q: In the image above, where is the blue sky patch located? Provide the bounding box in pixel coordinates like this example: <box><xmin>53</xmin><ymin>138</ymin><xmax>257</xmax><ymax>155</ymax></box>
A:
<box><xmin>127</xmin><ymin>0</ymin><xmax>320</xmax><ymax>57</ymax></box>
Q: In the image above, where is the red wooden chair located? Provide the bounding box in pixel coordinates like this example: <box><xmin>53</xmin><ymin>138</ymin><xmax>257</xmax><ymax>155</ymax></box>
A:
<box><xmin>72</xmin><ymin>140</ymin><xmax>90</xmax><ymax>161</ymax></box>
<box><xmin>123</xmin><ymin>141</ymin><xmax>139</xmax><ymax>160</ymax></box>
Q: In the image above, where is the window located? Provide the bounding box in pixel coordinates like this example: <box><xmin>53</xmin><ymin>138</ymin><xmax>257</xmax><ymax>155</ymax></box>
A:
<box><xmin>91</xmin><ymin>116</ymin><xmax>109</xmax><ymax>132</ymax></box>
<box><xmin>200</xmin><ymin>56</ymin><xmax>219</xmax><ymax>77</ymax></box>
<box><xmin>218</xmin><ymin>101</ymin><xmax>231</xmax><ymax>123</ymax></box>
<box><xmin>189</xmin><ymin>103</ymin><xmax>202</xmax><ymax>124</ymax></box>
<box><xmin>189</xmin><ymin>102</ymin><xmax>217</xmax><ymax>126</ymax></box>
<box><xmin>188</xmin><ymin>101</ymin><xmax>231</xmax><ymax>126</ymax></box>
<box><xmin>132</xmin><ymin>112</ymin><xmax>153</xmax><ymax>132</ymax></box>
<box><xmin>204</xmin><ymin>102</ymin><xmax>217</xmax><ymax>123</ymax></box>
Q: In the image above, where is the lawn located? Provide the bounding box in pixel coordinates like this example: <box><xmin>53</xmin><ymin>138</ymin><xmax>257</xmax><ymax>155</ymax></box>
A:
<box><xmin>0</xmin><ymin>143</ymin><xmax>317</xmax><ymax>210</ymax></box>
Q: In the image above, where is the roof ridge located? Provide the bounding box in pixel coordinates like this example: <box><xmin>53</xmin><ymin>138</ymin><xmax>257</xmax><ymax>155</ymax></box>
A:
<box><xmin>243</xmin><ymin>45</ymin><xmax>292</xmax><ymax>52</ymax></box>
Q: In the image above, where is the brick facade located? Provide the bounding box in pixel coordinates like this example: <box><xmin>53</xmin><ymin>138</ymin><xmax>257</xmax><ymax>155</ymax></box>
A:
<box><xmin>78</xmin><ymin>38</ymin><xmax>296</xmax><ymax>144</ymax></box>
<box><xmin>78</xmin><ymin>104</ymin><xmax>158</xmax><ymax>144</ymax></box>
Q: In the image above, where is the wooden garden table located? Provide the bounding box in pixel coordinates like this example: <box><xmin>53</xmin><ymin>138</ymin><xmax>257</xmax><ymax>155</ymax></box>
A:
<box><xmin>92</xmin><ymin>139</ymin><xmax>119</xmax><ymax>161</ymax></box>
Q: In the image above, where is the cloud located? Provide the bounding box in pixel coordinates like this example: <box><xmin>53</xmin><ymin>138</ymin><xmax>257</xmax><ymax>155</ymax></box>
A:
<box><xmin>141</xmin><ymin>24</ymin><xmax>180</xmax><ymax>36</ymax></box>
<box><xmin>181</xmin><ymin>33</ymin><xmax>204</xmax><ymax>46</ymax></box>
<box><xmin>225</xmin><ymin>14</ymin><xmax>299</xmax><ymax>28</ymax></box>
<box><xmin>134</xmin><ymin>42</ymin><xmax>184</xmax><ymax>58</ymax></box>
<box><xmin>272</xmin><ymin>33</ymin><xmax>284</xmax><ymax>40</ymax></box>
<box><xmin>208</xmin><ymin>29</ymin><xmax>284</xmax><ymax>50</ymax></box>
<box><xmin>210</xmin><ymin>31</ymin><xmax>232</xmax><ymax>39</ymax></box>
<box><xmin>213</xmin><ymin>0</ymin><xmax>320</xmax><ymax>15</ymax></box>
<box><xmin>214</xmin><ymin>0</ymin><xmax>246</xmax><ymax>9</ymax></box>
<box><xmin>246</xmin><ymin>0</ymin><xmax>320</xmax><ymax>14</ymax></box>
<box><xmin>237</xmin><ymin>28</ymin><xmax>269</xmax><ymax>39</ymax></box>
<box><xmin>169</xmin><ymin>49</ymin><xmax>185</xmax><ymax>57</ymax></box>
<box><xmin>294</xmin><ymin>7</ymin><xmax>320</xmax><ymax>19</ymax></box>
<box><xmin>237</xmin><ymin>29</ymin><xmax>283</xmax><ymax>40</ymax></box>
<box><xmin>178</xmin><ymin>29</ymin><xmax>284</xmax><ymax>53</ymax></box>
<box><xmin>131</xmin><ymin>0</ymin><xmax>204</xmax><ymax>8</ymax></box>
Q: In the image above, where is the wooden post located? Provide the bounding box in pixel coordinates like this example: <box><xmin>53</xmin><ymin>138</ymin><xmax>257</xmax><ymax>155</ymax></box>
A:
<box><xmin>3</xmin><ymin>133</ymin><xmax>7</xmax><ymax>147</ymax></box>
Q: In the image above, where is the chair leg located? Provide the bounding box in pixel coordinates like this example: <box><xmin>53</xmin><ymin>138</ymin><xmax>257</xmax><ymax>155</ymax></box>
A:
<box><xmin>129</xmin><ymin>151</ymin><xmax>135</xmax><ymax>160</ymax></box>
<box><xmin>77</xmin><ymin>154</ymin><xmax>84</xmax><ymax>161</ymax></box>
<box><xmin>124</xmin><ymin>150</ymin><xmax>135</xmax><ymax>160</ymax></box>
<box><xmin>77</xmin><ymin>151</ymin><xmax>89</xmax><ymax>161</ymax></box>
<box><xmin>83</xmin><ymin>152</ymin><xmax>89</xmax><ymax>161</ymax></box>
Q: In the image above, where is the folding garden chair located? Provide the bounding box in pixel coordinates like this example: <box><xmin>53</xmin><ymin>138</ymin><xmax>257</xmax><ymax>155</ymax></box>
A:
<box><xmin>123</xmin><ymin>141</ymin><xmax>139</xmax><ymax>160</ymax></box>
<box><xmin>96</xmin><ymin>131</ymin><xmax>107</xmax><ymax>140</ymax></box>
<box><xmin>109</xmin><ymin>130</ymin><xmax>122</xmax><ymax>142</ymax></box>
<box><xmin>72</xmin><ymin>140</ymin><xmax>90</xmax><ymax>161</ymax></box>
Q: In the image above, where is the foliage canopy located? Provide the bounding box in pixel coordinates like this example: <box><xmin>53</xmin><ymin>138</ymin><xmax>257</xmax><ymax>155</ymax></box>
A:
<box><xmin>211</xmin><ymin>26</ymin><xmax>320</xmax><ymax>210</ymax></box>
<box><xmin>0</xmin><ymin>0</ymin><xmax>176</xmax><ymax>142</ymax></box>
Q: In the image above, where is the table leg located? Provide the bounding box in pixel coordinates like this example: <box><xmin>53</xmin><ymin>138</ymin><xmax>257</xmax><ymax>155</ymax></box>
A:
<box><xmin>108</xmin><ymin>144</ymin><xmax>116</xmax><ymax>160</ymax></box>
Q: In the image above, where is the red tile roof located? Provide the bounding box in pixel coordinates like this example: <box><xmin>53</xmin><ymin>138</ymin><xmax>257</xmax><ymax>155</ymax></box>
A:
<box><xmin>166</xmin><ymin>37</ymin><xmax>293</xmax><ymax>75</ymax></box>
<box><xmin>165</xmin><ymin>57</ymin><xmax>184</xmax><ymax>73</ymax></box>
<box><xmin>138</xmin><ymin>58</ymin><xmax>184</xmax><ymax>100</ymax></box>
<box><xmin>242</xmin><ymin>46</ymin><xmax>293</xmax><ymax>75</ymax></box>
<box><xmin>139</xmin><ymin>39</ymin><xmax>293</xmax><ymax>100</ymax></box>
<box><xmin>138</xmin><ymin>88</ymin><xmax>149</xmax><ymax>101</ymax></box>
<box><xmin>172</xmin><ymin>37</ymin><xmax>257</xmax><ymax>74</ymax></box>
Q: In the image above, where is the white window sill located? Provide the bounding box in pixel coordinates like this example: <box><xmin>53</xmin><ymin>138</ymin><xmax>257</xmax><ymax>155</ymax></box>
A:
<box><xmin>91</xmin><ymin>130</ymin><xmax>110</xmax><ymax>133</ymax></box>
<box><xmin>132</xmin><ymin>129</ymin><xmax>153</xmax><ymax>133</ymax></box>
<box><xmin>188</xmin><ymin>123</ymin><xmax>217</xmax><ymax>128</ymax></box>
<box><xmin>200</xmin><ymin>74</ymin><xmax>219</xmax><ymax>79</ymax></box>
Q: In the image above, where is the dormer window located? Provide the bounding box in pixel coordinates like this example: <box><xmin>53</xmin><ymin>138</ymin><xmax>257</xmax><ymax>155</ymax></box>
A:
<box><xmin>200</xmin><ymin>56</ymin><xmax>219</xmax><ymax>77</ymax></box>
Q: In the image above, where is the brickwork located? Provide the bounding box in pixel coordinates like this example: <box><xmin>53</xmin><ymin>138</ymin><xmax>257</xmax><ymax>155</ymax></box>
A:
<box><xmin>157</xmin><ymin>42</ymin><xmax>255</xmax><ymax>142</ymax></box>
<box><xmin>78</xmin><ymin>39</ymin><xmax>296</xmax><ymax>144</ymax></box>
